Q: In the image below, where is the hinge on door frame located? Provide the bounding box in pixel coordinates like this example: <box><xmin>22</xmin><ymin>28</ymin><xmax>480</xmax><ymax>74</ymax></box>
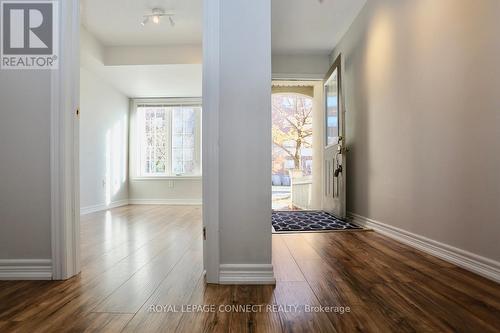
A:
<box><xmin>203</xmin><ymin>227</ymin><xmax>207</xmax><ymax>240</ymax></box>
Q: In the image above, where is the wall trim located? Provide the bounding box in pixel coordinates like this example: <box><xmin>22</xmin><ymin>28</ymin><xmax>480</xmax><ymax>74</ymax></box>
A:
<box><xmin>130</xmin><ymin>176</ymin><xmax>202</xmax><ymax>181</ymax></box>
<box><xmin>81</xmin><ymin>199</ymin><xmax>203</xmax><ymax>214</ymax></box>
<box><xmin>219</xmin><ymin>264</ymin><xmax>276</xmax><ymax>285</ymax></box>
<box><xmin>80</xmin><ymin>199</ymin><xmax>130</xmax><ymax>215</ymax></box>
<box><xmin>0</xmin><ymin>259</ymin><xmax>52</xmax><ymax>280</ymax></box>
<box><xmin>128</xmin><ymin>199</ymin><xmax>202</xmax><ymax>205</ymax></box>
<box><xmin>348</xmin><ymin>212</ymin><xmax>500</xmax><ymax>283</ymax></box>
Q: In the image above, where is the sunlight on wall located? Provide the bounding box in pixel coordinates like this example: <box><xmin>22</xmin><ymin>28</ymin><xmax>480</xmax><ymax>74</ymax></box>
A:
<box><xmin>122</xmin><ymin>114</ymin><xmax>128</xmax><ymax>183</ymax></box>
<box><xmin>105</xmin><ymin>130</ymin><xmax>111</xmax><ymax>205</ymax></box>
<box><xmin>112</xmin><ymin>122</ymin><xmax>121</xmax><ymax>196</ymax></box>
<box><xmin>105</xmin><ymin>118</ymin><xmax>128</xmax><ymax>206</ymax></box>
<box><xmin>365</xmin><ymin>8</ymin><xmax>394</xmax><ymax>90</ymax></box>
<box><xmin>363</xmin><ymin>5</ymin><xmax>397</xmax><ymax>213</ymax></box>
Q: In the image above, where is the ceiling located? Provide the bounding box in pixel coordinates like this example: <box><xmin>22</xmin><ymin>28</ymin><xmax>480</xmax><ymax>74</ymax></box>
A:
<box><xmin>272</xmin><ymin>0</ymin><xmax>367</xmax><ymax>55</ymax></box>
<box><xmin>81</xmin><ymin>0</ymin><xmax>202</xmax><ymax>46</ymax></box>
<box><xmin>82</xmin><ymin>0</ymin><xmax>366</xmax><ymax>54</ymax></box>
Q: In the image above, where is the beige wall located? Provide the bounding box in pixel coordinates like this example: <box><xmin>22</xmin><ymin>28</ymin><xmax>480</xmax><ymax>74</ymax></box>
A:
<box><xmin>218</xmin><ymin>0</ymin><xmax>273</xmax><ymax>266</ymax></box>
<box><xmin>271</xmin><ymin>85</ymin><xmax>313</xmax><ymax>97</ymax></box>
<box><xmin>272</xmin><ymin>54</ymin><xmax>330</xmax><ymax>79</ymax></box>
<box><xmin>332</xmin><ymin>0</ymin><xmax>500</xmax><ymax>261</ymax></box>
<box><xmin>0</xmin><ymin>71</ymin><xmax>52</xmax><ymax>259</ymax></box>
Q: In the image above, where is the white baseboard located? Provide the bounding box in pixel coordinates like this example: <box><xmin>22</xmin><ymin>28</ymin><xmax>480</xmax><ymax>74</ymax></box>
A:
<box><xmin>80</xmin><ymin>199</ymin><xmax>129</xmax><ymax>215</ymax></box>
<box><xmin>219</xmin><ymin>264</ymin><xmax>276</xmax><ymax>285</ymax></box>
<box><xmin>348</xmin><ymin>212</ymin><xmax>500</xmax><ymax>283</ymax></box>
<box><xmin>81</xmin><ymin>198</ymin><xmax>202</xmax><ymax>214</ymax></box>
<box><xmin>0</xmin><ymin>259</ymin><xmax>52</xmax><ymax>280</ymax></box>
<box><xmin>128</xmin><ymin>199</ymin><xmax>202</xmax><ymax>205</ymax></box>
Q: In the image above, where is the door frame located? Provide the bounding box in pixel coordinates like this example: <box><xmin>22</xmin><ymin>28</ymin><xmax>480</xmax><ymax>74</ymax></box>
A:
<box><xmin>51</xmin><ymin>0</ymin><xmax>221</xmax><ymax>282</ymax></box>
<box><xmin>50</xmin><ymin>0</ymin><xmax>80</xmax><ymax>279</ymax></box>
<box><xmin>202</xmin><ymin>0</ymin><xmax>221</xmax><ymax>283</ymax></box>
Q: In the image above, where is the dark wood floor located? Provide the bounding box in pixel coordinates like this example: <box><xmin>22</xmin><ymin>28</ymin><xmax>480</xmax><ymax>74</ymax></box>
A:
<box><xmin>0</xmin><ymin>205</ymin><xmax>499</xmax><ymax>332</ymax></box>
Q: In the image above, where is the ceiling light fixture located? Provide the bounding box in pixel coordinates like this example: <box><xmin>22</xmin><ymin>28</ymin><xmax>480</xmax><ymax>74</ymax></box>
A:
<box><xmin>141</xmin><ymin>8</ymin><xmax>175</xmax><ymax>26</ymax></box>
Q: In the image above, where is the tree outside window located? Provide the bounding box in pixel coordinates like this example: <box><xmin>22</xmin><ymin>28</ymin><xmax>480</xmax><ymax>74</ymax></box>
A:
<box><xmin>272</xmin><ymin>93</ymin><xmax>313</xmax><ymax>178</ymax></box>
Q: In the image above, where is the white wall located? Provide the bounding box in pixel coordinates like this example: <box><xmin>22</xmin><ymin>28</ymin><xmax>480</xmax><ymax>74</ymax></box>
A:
<box><xmin>332</xmin><ymin>0</ymin><xmax>500</xmax><ymax>262</ymax></box>
<box><xmin>96</xmin><ymin>65</ymin><xmax>202</xmax><ymax>99</ymax></box>
<box><xmin>0</xmin><ymin>71</ymin><xmax>52</xmax><ymax>259</ymax></box>
<box><xmin>80</xmin><ymin>27</ymin><xmax>129</xmax><ymax>212</ymax></box>
<box><xmin>104</xmin><ymin>45</ymin><xmax>202</xmax><ymax>66</ymax></box>
<box><xmin>80</xmin><ymin>67</ymin><xmax>129</xmax><ymax>212</ymax></box>
<box><xmin>128</xmin><ymin>179</ymin><xmax>202</xmax><ymax>205</ymax></box>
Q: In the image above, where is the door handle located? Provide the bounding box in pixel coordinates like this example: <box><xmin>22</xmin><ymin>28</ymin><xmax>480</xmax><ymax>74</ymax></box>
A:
<box><xmin>334</xmin><ymin>165</ymin><xmax>342</xmax><ymax>178</ymax></box>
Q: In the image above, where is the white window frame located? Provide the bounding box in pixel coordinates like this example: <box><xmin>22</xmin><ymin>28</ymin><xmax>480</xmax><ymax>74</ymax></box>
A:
<box><xmin>132</xmin><ymin>98</ymin><xmax>202</xmax><ymax>180</ymax></box>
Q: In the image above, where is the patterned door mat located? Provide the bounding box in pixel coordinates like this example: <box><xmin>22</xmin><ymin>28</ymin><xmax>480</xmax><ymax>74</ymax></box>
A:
<box><xmin>272</xmin><ymin>211</ymin><xmax>363</xmax><ymax>233</ymax></box>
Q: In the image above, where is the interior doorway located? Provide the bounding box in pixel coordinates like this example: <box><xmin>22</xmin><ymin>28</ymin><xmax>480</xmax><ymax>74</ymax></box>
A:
<box><xmin>50</xmin><ymin>0</ymin><xmax>211</xmax><ymax>281</ymax></box>
<box><xmin>78</xmin><ymin>0</ymin><xmax>205</xmax><ymax>283</ymax></box>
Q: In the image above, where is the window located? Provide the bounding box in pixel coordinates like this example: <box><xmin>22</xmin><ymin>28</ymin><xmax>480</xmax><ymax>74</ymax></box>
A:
<box><xmin>135</xmin><ymin>100</ymin><xmax>201</xmax><ymax>177</ymax></box>
<box><xmin>172</xmin><ymin>107</ymin><xmax>197</xmax><ymax>175</ymax></box>
<box><xmin>325</xmin><ymin>68</ymin><xmax>340</xmax><ymax>147</ymax></box>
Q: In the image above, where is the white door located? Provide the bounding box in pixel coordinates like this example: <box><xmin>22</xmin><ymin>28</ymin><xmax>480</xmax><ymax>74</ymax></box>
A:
<box><xmin>323</xmin><ymin>55</ymin><xmax>346</xmax><ymax>219</ymax></box>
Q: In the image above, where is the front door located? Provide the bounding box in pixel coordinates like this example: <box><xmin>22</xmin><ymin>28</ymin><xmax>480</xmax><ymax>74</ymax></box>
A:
<box><xmin>323</xmin><ymin>55</ymin><xmax>346</xmax><ymax>219</ymax></box>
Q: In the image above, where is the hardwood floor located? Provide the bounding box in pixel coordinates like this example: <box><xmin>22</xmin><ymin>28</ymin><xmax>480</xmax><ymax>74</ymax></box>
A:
<box><xmin>0</xmin><ymin>205</ymin><xmax>499</xmax><ymax>332</ymax></box>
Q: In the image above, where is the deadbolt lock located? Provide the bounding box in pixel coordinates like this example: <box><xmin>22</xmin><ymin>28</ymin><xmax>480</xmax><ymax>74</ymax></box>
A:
<box><xmin>337</xmin><ymin>146</ymin><xmax>349</xmax><ymax>154</ymax></box>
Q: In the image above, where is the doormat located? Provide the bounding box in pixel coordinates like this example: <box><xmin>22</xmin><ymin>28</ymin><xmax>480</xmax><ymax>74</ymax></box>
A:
<box><xmin>272</xmin><ymin>211</ymin><xmax>363</xmax><ymax>233</ymax></box>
